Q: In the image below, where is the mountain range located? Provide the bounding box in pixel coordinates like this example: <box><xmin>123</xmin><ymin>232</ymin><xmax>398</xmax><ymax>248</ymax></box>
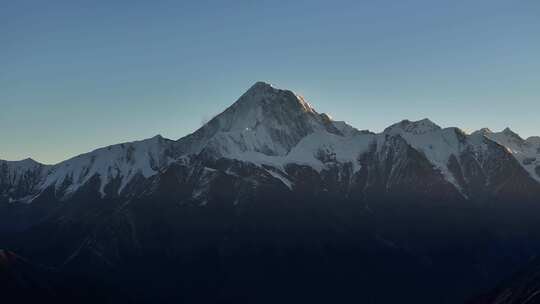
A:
<box><xmin>1</xmin><ymin>82</ymin><xmax>540</xmax><ymax>303</ymax></box>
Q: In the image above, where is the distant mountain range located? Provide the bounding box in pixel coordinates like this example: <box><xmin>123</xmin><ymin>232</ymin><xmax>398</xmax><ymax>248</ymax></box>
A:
<box><xmin>2</xmin><ymin>82</ymin><xmax>539</xmax><ymax>204</ymax></box>
<box><xmin>1</xmin><ymin>82</ymin><xmax>540</xmax><ymax>303</ymax></box>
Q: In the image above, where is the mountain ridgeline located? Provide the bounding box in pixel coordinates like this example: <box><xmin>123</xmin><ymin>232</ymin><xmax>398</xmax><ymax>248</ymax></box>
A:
<box><xmin>1</xmin><ymin>82</ymin><xmax>540</xmax><ymax>303</ymax></box>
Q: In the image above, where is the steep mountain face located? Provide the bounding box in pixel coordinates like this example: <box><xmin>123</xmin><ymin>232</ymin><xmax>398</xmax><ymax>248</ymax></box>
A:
<box><xmin>478</xmin><ymin>128</ymin><xmax>540</xmax><ymax>182</ymax></box>
<box><xmin>1</xmin><ymin>81</ymin><xmax>540</xmax><ymax>303</ymax></box>
<box><xmin>41</xmin><ymin>135</ymin><xmax>178</xmax><ymax>199</ymax></box>
<box><xmin>2</xmin><ymin>135</ymin><xmax>178</xmax><ymax>203</ymax></box>
<box><xmin>175</xmin><ymin>81</ymin><xmax>343</xmax><ymax>159</ymax></box>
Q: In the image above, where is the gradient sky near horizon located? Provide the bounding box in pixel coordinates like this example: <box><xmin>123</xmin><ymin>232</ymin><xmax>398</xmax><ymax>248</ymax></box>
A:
<box><xmin>1</xmin><ymin>0</ymin><xmax>539</xmax><ymax>164</ymax></box>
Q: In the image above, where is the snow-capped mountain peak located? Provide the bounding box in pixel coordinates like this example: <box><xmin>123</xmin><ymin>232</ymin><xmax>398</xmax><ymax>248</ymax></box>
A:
<box><xmin>473</xmin><ymin>128</ymin><xmax>492</xmax><ymax>136</ymax></box>
<box><xmin>384</xmin><ymin>118</ymin><xmax>442</xmax><ymax>135</ymax></box>
<box><xmin>240</xmin><ymin>81</ymin><xmax>317</xmax><ymax>114</ymax></box>
<box><xmin>501</xmin><ymin>127</ymin><xmax>523</xmax><ymax>140</ymax></box>
<box><xmin>175</xmin><ymin>82</ymin><xmax>343</xmax><ymax>159</ymax></box>
<box><xmin>477</xmin><ymin>128</ymin><xmax>540</xmax><ymax>181</ymax></box>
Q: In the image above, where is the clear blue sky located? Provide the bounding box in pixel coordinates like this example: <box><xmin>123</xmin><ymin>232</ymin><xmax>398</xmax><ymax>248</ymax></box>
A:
<box><xmin>1</xmin><ymin>0</ymin><xmax>539</xmax><ymax>164</ymax></box>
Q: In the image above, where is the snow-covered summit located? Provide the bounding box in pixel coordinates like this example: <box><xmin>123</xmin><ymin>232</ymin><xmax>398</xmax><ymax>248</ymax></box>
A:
<box><xmin>501</xmin><ymin>127</ymin><xmax>521</xmax><ymax>138</ymax></box>
<box><xmin>384</xmin><ymin>119</ymin><xmax>442</xmax><ymax>135</ymax></box>
<box><xmin>472</xmin><ymin>128</ymin><xmax>492</xmax><ymax>136</ymax></box>
<box><xmin>176</xmin><ymin>81</ymin><xmax>343</xmax><ymax>158</ymax></box>
<box><xmin>478</xmin><ymin>128</ymin><xmax>540</xmax><ymax>181</ymax></box>
<box><xmin>379</xmin><ymin>120</ymin><xmax>471</xmax><ymax>190</ymax></box>
<box><xmin>243</xmin><ymin>81</ymin><xmax>317</xmax><ymax>113</ymax></box>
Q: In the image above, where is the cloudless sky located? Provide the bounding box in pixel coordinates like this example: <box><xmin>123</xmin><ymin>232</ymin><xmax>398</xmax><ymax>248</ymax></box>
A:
<box><xmin>1</xmin><ymin>0</ymin><xmax>539</xmax><ymax>164</ymax></box>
